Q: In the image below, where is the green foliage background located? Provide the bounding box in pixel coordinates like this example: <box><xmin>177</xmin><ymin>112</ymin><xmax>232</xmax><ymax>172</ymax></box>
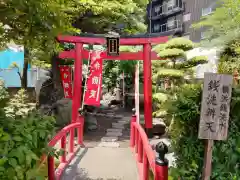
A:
<box><xmin>0</xmin><ymin>85</ymin><xmax>57</xmax><ymax>179</ymax></box>
<box><xmin>167</xmin><ymin>84</ymin><xmax>240</xmax><ymax>180</ymax></box>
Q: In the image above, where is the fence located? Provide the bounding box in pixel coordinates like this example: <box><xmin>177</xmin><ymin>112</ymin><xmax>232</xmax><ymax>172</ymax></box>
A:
<box><xmin>47</xmin><ymin>115</ymin><xmax>84</xmax><ymax>180</ymax></box>
<box><xmin>130</xmin><ymin>109</ymin><xmax>168</xmax><ymax>180</ymax></box>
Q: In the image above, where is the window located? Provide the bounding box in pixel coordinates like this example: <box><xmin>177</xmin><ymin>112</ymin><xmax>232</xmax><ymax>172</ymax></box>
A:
<box><xmin>202</xmin><ymin>7</ymin><xmax>212</xmax><ymax>16</ymax></box>
<box><xmin>167</xmin><ymin>17</ymin><xmax>175</xmax><ymax>28</ymax></box>
<box><xmin>154</xmin><ymin>5</ymin><xmax>161</xmax><ymax>13</ymax></box>
<box><xmin>183</xmin><ymin>13</ymin><xmax>191</xmax><ymax>22</ymax></box>
<box><xmin>153</xmin><ymin>24</ymin><xmax>160</xmax><ymax>31</ymax></box>
<box><xmin>183</xmin><ymin>35</ymin><xmax>190</xmax><ymax>40</ymax></box>
<box><xmin>201</xmin><ymin>32</ymin><xmax>205</xmax><ymax>39</ymax></box>
<box><xmin>168</xmin><ymin>0</ymin><xmax>175</xmax><ymax>9</ymax></box>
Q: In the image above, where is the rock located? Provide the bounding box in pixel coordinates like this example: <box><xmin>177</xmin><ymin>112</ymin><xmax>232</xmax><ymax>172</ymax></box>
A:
<box><xmin>88</xmin><ymin>124</ymin><xmax>98</xmax><ymax>131</ymax></box>
<box><xmin>152</xmin><ymin>118</ymin><xmax>166</xmax><ymax>136</ymax></box>
<box><xmin>85</xmin><ymin>113</ymin><xmax>98</xmax><ymax>131</ymax></box>
<box><xmin>52</xmin><ymin>98</ymin><xmax>72</xmax><ymax>128</ymax></box>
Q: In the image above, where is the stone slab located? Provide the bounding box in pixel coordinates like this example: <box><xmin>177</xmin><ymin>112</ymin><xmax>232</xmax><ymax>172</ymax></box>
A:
<box><xmin>74</xmin><ymin>147</ymin><xmax>139</xmax><ymax>180</ymax></box>
<box><xmin>117</xmin><ymin>120</ymin><xmax>128</xmax><ymax>124</ymax></box>
<box><xmin>101</xmin><ymin>136</ymin><xmax>118</xmax><ymax>142</ymax></box>
<box><xmin>114</xmin><ymin>115</ymin><xmax>123</xmax><ymax>119</ymax></box>
<box><xmin>112</xmin><ymin>122</ymin><xmax>125</xmax><ymax>126</ymax></box>
<box><xmin>106</xmin><ymin>131</ymin><xmax>123</xmax><ymax>137</ymax></box>
<box><xmin>98</xmin><ymin>142</ymin><xmax>120</xmax><ymax>148</ymax></box>
<box><xmin>106</xmin><ymin>128</ymin><xmax>123</xmax><ymax>133</ymax></box>
<box><xmin>112</xmin><ymin>124</ymin><xmax>125</xmax><ymax>129</ymax></box>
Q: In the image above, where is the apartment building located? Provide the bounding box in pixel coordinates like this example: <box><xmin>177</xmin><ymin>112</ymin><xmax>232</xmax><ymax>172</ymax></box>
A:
<box><xmin>147</xmin><ymin>0</ymin><xmax>217</xmax><ymax>42</ymax></box>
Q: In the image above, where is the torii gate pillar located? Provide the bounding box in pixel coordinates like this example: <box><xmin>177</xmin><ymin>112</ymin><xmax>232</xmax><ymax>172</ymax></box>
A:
<box><xmin>57</xmin><ymin>34</ymin><xmax>168</xmax><ymax>138</ymax></box>
<box><xmin>143</xmin><ymin>43</ymin><xmax>152</xmax><ymax>135</ymax></box>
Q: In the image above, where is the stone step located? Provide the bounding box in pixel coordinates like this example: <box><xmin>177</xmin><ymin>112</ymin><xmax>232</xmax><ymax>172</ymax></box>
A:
<box><xmin>114</xmin><ymin>115</ymin><xmax>123</xmax><ymax>119</ymax></box>
<box><xmin>117</xmin><ymin>120</ymin><xmax>128</xmax><ymax>125</ymax></box>
<box><xmin>101</xmin><ymin>136</ymin><xmax>118</xmax><ymax>142</ymax></box>
<box><xmin>106</xmin><ymin>128</ymin><xmax>123</xmax><ymax>133</ymax></box>
<box><xmin>106</xmin><ymin>131</ymin><xmax>123</xmax><ymax>137</ymax></box>
<box><xmin>112</xmin><ymin>122</ymin><xmax>125</xmax><ymax>126</ymax></box>
<box><xmin>98</xmin><ymin>142</ymin><xmax>120</xmax><ymax>148</ymax></box>
<box><xmin>112</xmin><ymin>124</ymin><xmax>125</xmax><ymax>129</ymax></box>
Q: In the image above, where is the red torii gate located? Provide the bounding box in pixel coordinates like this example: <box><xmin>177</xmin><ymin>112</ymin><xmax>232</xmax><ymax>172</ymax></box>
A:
<box><xmin>57</xmin><ymin>34</ymin><xmax>168</xmax><ymax>136</ymax></box>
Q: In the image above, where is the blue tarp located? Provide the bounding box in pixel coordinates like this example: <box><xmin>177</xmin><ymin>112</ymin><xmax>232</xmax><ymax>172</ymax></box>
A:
<box><xmin>0</xmin><ymin>49</ymin><xmax>24</xmax><ymax>69</ymax></box>
<box><xmin>0</xmin><ymin>49</ymin><xmax>35</xmax><ymax>87</ymax></box>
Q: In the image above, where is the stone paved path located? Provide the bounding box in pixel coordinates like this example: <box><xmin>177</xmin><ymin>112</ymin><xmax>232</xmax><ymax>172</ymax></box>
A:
<box><xmin>61</xmin><ymin>111</ymin><xmax>138</xmax><ymax>180</ymax></box>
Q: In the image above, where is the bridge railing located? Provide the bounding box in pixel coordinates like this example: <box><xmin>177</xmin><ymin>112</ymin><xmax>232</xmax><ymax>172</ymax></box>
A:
<box><xmin>47</xmin><ymin>116</ymin><xmax>84</xmax><ymax>180</ymax></box>
<box><xmin>130</xmin><ymin>110</ymin><xmax>168</xmax><ymax>180</ymax></box>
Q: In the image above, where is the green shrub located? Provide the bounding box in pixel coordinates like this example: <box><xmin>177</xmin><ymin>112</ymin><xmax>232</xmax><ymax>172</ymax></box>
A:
<box><xmin>167</xmin><ymin>84</ymin><xmax>240</xmax><ymax>180</ymax></box>
<box><xmin>4</xmin><ymin>89</ymin><xmax>35</xmax><ymax>119</ymax></box>
<box><xmin>0</xmin><ymin>113</ymin><xmax>56</xmax><ymax>180</ymax></box>
<box><xmin>0</xmin><ymin>85</ymin><xmax>58</xmax><ymax>179</ymax></box>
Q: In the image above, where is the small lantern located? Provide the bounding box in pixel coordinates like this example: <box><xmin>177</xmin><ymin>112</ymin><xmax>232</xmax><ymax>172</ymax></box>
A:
<box><xmin>106</xmin><ymin>31</ymin><xmax>120</xmax><ymax>56</ymax></box>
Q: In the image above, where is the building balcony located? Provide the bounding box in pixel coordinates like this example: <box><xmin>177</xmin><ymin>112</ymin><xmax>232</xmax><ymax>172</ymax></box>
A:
<box><xmin>150</xmin><ymin>0</ymin><xmax>183</xmax><ymax>20</ymax></box>
<box><xmin>152</xmin><ymin>20</ymin><xmax>183</xmax><ymax>34</ymax></box>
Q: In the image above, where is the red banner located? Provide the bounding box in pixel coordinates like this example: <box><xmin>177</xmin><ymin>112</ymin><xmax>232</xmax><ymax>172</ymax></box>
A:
<box><xmin>84</xmin><ymin>51</ymin><xmax>103</xmax><ymax>106</ymax></box>
<box><xmin>59</xmin><ymin>65</ymin><xmax>73</xmax><ymax>98</ymax></box>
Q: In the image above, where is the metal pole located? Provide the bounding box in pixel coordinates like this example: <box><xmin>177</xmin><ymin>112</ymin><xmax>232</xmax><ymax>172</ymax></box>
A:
<box><xmin>149</xmin><ymin>0</ymin><xmax>152</xmax><ymax>34</ymax></box>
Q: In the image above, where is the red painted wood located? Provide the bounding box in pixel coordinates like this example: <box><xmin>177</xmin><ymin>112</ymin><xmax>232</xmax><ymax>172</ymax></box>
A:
<box><xmin>48</xmin><ymin>122</ymin><xmax>83</xmax><ymax>180</ymax></box>
<box><xmin>77</xmin><ymin>115</ymin><xmax>84</xmax><ymax>145</ymax></box>
<box><xmin>130</xmin><ymin>115</ymin><xmax>137</xmax><ymax>147</ymax></box>
<box><xmin>48</xmin><ymin>156</ymin><xmax>55</xmax><ymax>180</ymax></box>
<box><xmin>143</xmin><ymin>43</ymin><xmax>153</xmax><ymax>129</ymax></box>
<box><xmin>69</xmin><ymin>130</ymin><xmax>74</xmax><ymax>153</ymax></box>
<box><xmin>143</xmin><ymin>152</ymin><xmax>149</xmax><ymax>180</ymax></box>
<box><xmin>61</xmin><ymin>135</ymin><xmax>66</xmax><ymax>163</ymax></box>
<box><xmin>58</xmin><ymin>49</ymin><xmax>160</xmax><ymax>61</ymax></box>
<box><xmin>135</xmin><ymin>129</ymin><xmax>139</xmax><ymax>153</ymax></box>
<box><xmin>57</xmin><ymin>35</ymin><xmax>168</xmax><ymax>45</ymax></box>
<box><xmin>71</xmin><ymin>43</ymin><xmax>83</xmax><ymax>123</ymax></box>
<box><xmin>138</xmin><ymin>137</ymin><xmax>143</xmax><ymax>163</ymax></box>
<box><xmin>154</xmin><ymin>164</ymin><xmax>168</xmax><ymax>180</ymax></box>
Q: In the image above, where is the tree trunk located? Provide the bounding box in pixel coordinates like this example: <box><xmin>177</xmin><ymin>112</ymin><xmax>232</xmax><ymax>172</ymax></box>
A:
<box><xmin>51</xmin><ymin>54</ymin><xmax>64</xmax><ymax>96</ymax></box>
<box><xmin>21</xmin><ymin>48</ymin><xmax>29</xmax><ymax>89</ymax></box>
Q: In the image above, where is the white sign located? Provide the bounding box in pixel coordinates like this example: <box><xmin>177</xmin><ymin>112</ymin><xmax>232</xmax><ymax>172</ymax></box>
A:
<box><xmin>198</xmin><ymin>73</ymin><xmax>232</xmax><ymax>140</ymax></box>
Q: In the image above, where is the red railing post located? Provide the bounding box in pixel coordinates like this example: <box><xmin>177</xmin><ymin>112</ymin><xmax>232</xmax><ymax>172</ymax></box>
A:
<box><xmin>154</xmin><ymin>142</ymin><xmax>169</xmax><ymax>180</ymax></box>
<box><xmin>143</xmin><ymin>152</ymin><xmax>149</xmax><ymax>180</ymax></box>
<box><xmin>138</xmin><ymin>136</ymin><xmax>143</xmax><ymax>163</ymax></box>
<box><xmin>135</xmin><ymin>129</ymin><xmax>139</xmax><ymax>153</ymax></box>
<box><xmin>130</xmin><ymin>108</ymin><xmax>137</xmax><ymax>147</ymax></box>
<box><xmin>69</xmin><ymin>129</ymin><xmax>74</xmax><ymax>153</ymax></box>
<box><xmin>61</xmin><ymin>135</ymin><xmax>66</xmax><ymax>163</ymax></box>
<box><xmin>48</xmin><ymin>156</ymin><xmax>55</xmax><ymax>180</ymax></box>
<box><xmin>77</xmin><ymin>108</ymin><xmax>84</xmax><ymax>145</ymax></box>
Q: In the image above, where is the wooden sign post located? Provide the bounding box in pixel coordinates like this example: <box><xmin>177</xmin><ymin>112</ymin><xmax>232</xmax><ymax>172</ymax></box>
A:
<box><xmin>198</xmin><ymin>73</ymin><xmax>233</xmax><ymax>180</ymax></box>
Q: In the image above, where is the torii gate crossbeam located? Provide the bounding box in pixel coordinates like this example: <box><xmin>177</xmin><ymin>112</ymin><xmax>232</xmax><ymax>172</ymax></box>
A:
<box><xmin>57</xmin><ymin>33</ymin><xmax>168</xmax><ymax>137</ymax></box>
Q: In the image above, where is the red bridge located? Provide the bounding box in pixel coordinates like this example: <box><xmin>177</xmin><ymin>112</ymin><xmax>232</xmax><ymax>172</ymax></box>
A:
<box><xmin>47</xmin><ymin>33</ymin><xmax>170</xmax><ymax>180</ymax></box>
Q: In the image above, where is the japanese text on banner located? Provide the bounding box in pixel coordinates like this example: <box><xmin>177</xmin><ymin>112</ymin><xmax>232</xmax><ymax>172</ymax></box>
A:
<box><xmin>84</xmin><ymin>51</ymin><xmax>103</xmax><ymax>107</ymax></box>
<box><xmin>59</xmin><ymin>65</ymin><xmax>73</xmax><ymax>99</ymax></box>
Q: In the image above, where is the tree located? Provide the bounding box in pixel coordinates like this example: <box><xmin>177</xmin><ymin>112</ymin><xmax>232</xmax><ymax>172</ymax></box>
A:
<box><xmin>0</xmin><ymin>0</ymin><xmax>148</xmax><ymax>96</ymax></box>
<box><xmin>74</xmin><ymin>0</ymin><xmax>147</xmax><ymax>34</ymax></box>
<box><xmin>0</xmin><ymin>0</ymin><xmax>80</xmax><ymax>88</ymax></box>
<box><xmin>152</xmin><ymin>37</ymin><xmax>208</xmax><ymax>122</ymax></box>
<box><xmin>192</xmin><ymin>0</ymin><xmax>240</xmax><ymax>47</ymax></box>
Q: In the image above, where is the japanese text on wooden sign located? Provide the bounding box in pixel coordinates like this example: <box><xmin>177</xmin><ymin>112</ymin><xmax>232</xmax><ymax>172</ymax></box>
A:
<box><xmin>84</xmin><ymin>51</ymin><xmax>103</xmax><ymax>107</ymax></box>
<box><xmin>198</xmin><ymin>73</ymin><xmax>233</xmax><ymax>140</ymax></box>
<box><xmin>59</xmin><ymin>65</ymin><xmax>73</xmax><ymax>99</ymax></box>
